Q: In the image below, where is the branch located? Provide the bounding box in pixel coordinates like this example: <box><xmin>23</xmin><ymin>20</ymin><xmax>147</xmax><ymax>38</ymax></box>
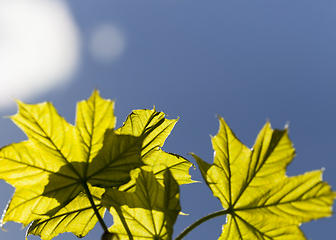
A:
<box><xmin>174</xmin><ymin>209</ymin><xmax>229</xmax><ymax>240</ymax></box>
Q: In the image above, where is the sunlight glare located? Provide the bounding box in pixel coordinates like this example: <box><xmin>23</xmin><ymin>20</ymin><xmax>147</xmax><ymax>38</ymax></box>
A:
<box><xmin>0</xmin><ymin>0</ymin><xmax>80</xmax><ymax>109</ymax></box>
<box><xmin>89</xmin><ymin>23</ymin><xmax>125</xmax><ymax>63</ymax></box>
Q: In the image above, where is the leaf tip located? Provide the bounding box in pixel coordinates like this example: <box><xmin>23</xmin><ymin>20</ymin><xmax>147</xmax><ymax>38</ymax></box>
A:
<box><xmin>0</xmin><ymin>225</ymin><xmax>7</xmax><ymax>232</ymax></box>
<box><xmin>215</xmin><ymin>114</ymin><xmax>224</xmax><ymax>121</ymax></box>
<box><xmin>188</xmin><ymin>152</ymin><xmax>195</xmax><ymax>157</ymax></box>
<box><xmin>284</xmin><ymin>120</ymin><xmax>290</xmax><ymax>129</ymax></box>
<box><xmin>264</xmin><ymin>119</ymin><xmax>272</xmax><ymax>128</ymax></box>
<box><xmin>179</xmin><ymin>211</ymin><xmax>189</xmax><ymax>216</ymax></box>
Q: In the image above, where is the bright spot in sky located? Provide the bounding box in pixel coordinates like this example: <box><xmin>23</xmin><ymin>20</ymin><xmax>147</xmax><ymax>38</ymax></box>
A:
<box><xmin>89</xmin><ymin>24</ymin><xmax>126</xmax><ymax>62</ymax></box>
<box><xmin>0</xmin><ymin>0</ymin><xmax>80</xmax><ymax>109</ymax></box>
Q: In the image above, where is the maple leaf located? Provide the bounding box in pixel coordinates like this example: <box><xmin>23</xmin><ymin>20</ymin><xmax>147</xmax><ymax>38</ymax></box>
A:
<box><xmin>101</xmin><ymin>169</ymin><xmax>181</xmax><ymax>240</ymax></box>
<box><xmin>115</xmin><ymin>108</ymin><xmax>195</xmax><ymax>191</ymax></box>
<box><xmin>0</xmin><ymin>90</ymin><xmax>144</xmax><ymax>239</ymax></box>
<box><xmin>191</xmin><ymin>117</ymin><xmax>335</xmax><ymax>240</ymax></box>
<box><xmin>27</xmin><ymin>185</ymin><xmax>105</xmax><ymax>239</ymax></box>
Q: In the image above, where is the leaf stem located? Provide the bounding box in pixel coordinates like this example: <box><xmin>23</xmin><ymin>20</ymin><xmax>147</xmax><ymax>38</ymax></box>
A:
<box><xmin>174</xmin><ymin>209</ymin><xmax>230</xmax><ymax>240</ymax></box>
<box><xmin>82</xmin><ymin>182</ymin><xmax>109</xmax><ymax>233</ymax></box>
<box><xmin>115</xmin><ymin>207</ymin><xmax>134</xmax><ymax>240</ymax></box>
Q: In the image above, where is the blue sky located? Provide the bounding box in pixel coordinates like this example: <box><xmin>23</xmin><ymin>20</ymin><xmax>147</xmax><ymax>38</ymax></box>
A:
<box><xmin>0</xmin><ymin>0</ymin><xmax>335</xmax><ymax>239</ymax></box>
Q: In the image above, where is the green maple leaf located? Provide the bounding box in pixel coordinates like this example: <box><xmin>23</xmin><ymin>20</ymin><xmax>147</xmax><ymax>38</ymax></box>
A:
<box><xmin>192</xmin><ymin>117</ymin><xmax>335</xmax><ymax>240</ymax></box>
<box><xmin>0</xmin><ymin>90</ymin><xmax>144</xmax><ymax>239</ymax></box>
<box><xmin>27</xmin><ymin>185</ymin><xmax>105</xmax><ymax>239</ymax></box>
<box><xmin>101</xmin><ymin>169</ymin><xmax>181</xmax><ymax>240</ymax></box>
<box><xmin>116</xmin><ymin>108</ymin><xmax>195</xmax><ymax>191</ymax></box>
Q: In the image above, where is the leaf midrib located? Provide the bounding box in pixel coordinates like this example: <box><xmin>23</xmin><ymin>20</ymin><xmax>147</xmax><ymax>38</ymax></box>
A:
<box><xmin>234</xmin><ymin>183</ymin><xmax>329</xmax><ymax>213</ymax></box>
<box><xmin>86</xmin><ymin>136</ymin><xmax>143</xmax><ymax>181</ymax></box>
<box><xmin>1</xmin><ymin>156</ymin><xmax>78</xmax><ymax>181</ymax></box>
<box><xmin>232</xmin><ymin>130</ymin><xmax>285</xmax><ymax>207</ymax></box>
<box><xmin>30</xmin><ymin>204</ymin><xmax>104</xmax><ymax>233</ymax></box>
<box><xmin>18</xmin><ymin>103</ymin><xmax>82</xmax><ymax>180</ymax></box>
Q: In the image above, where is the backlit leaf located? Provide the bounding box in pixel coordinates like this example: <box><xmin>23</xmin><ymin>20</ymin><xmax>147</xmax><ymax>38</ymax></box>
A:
<box><xmin>27</xmin><ymin>185</ymin><xmax>105</xmax><ymax>240</ymax></box>
<box><xmin>102</xmin><ymin>169</ymin><xmax>180</xmax><ymax>240</ymax></box>
<box><xmin>0</xmin><ymin>90</ymin><xmax>144</xmax><ymax>239</ymax></box>
<box><xmin>116</xmin><ymin>108</ymin><xmax>194</xmax><ymax>190</ymax></box>
<box><xmin>192</xmin><ymin>117</ymin><xmax>335</xmax><ymax>240</ymax></box>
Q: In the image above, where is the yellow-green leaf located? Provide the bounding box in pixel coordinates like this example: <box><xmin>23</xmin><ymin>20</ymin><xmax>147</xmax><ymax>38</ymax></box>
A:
<box><xmin>116</xmin><ymin>108</ymin><xmax>194</xmax><ymax>189</ymax></box>
<box><xmin>27</xmin><ymin>185</ymin><xmax>105</xmax><ymax>240</ymax></box>
<box><xmin>192</xmin><ymin>117</ymin><xmax>335</xmax><ymax>240</ymax></box>
<box><xmin>76</xmin><ymin>89</ymin><xmax>116</xmax><ymax>162</ymax></box>
<box><xmin>102</xmin><ymin>169</ymin><xmax>181</xmax><ymax>240</ymax></box>
<box><xmin>0</xmin><ymin>90</ymin><xmax>144</xmax><ymax>239</ymax></box>
<box><xmin>115</xmin><ymin>108</ymin><xmax>175</xmax><ymax>155</ymax></box>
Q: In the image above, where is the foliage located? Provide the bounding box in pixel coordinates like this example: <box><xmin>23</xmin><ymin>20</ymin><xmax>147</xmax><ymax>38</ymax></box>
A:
<box><xmin>102</xmin><ymin>169</ymin><xmax>180</xmax><ymax>240</ymax></box>
<box><xmin>191</xmin><ymin>118</ymin><xmax>335</xmax><ymax>239</ymax></box>
<box><xmin>0</xmin><ymin>91</ymin><xmax>334</xmax><ymax>240</ymax></box>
